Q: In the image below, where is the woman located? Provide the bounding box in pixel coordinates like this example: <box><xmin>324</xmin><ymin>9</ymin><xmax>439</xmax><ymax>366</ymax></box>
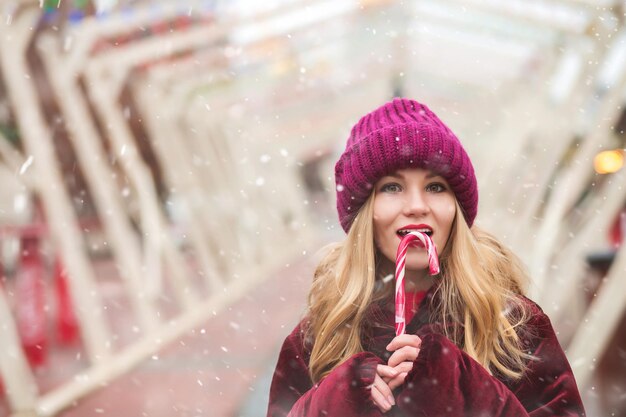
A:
<box><xmin>266</xmin><ymin>98</ymin><xmax>586</xmax><ymax>416</ymax></box>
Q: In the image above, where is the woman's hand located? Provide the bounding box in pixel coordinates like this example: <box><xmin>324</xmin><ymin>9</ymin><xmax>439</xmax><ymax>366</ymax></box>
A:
<box><xmin>387</xmin><ymin>334</ymin><xmax>421</xmax><ymax>367</ymax></box>
<box><xmin>384</xmin><ymin>334</ymin><xmax>422</xmax><ymax>389</ymax></box>
<box><xmin>371</xmin><ymin>365</ymin><xmax>397</xmax><ymax>413</ymax></box>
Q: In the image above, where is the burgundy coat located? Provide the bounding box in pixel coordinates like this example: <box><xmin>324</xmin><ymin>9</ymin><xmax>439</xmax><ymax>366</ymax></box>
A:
<box><xmin>266</xmin><ymin>292</ymin><xmax>586</xmax><ymax>417</ymax></box>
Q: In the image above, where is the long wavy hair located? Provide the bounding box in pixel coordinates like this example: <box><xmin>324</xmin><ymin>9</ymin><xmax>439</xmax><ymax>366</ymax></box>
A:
<box><xmin>305</xmin><ymin>193</ymin><xmax>533</xmax><ymax>383</ymax></box>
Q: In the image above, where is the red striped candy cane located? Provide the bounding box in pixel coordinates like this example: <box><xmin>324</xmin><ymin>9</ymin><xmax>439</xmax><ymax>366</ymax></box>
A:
<box><xmin>394</xmin><ymin>232</ymin><xmax>440</xmax><ymax>336</ymax></box>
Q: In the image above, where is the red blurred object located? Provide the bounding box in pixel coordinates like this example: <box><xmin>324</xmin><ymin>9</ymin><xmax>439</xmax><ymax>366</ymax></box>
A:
<box><xmin>54</xmin><ymin>257</ymin><xmax>79</xmax><ymax>345</ymax></box>
<box><xmin>174</xmin><ymin>14</ymin><xmax>192</xmax><ymax>30</ymax></box>
<box><xmin>151</xmin><ymin>19</ymin><xmax>169</xmax><ymax>35</ymax></box>
<box><xmin>608</xmin><ymin>208</ymin><xmax>626</xmax><ymax>248</ymax></box>
<box><xmin>15</xmin><ymin>236</ymin><xmax>47</xmax><ymax>367</ymax></box>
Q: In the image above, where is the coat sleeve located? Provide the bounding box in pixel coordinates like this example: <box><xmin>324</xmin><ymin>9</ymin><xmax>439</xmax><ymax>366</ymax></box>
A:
<box><xmin>509</xmin><ymin>304</ymin><xmax>586</xmax><ymax>416</ymax></box>
<box><xmin>396</xmin><ymin>306</ymin><xmax>585</xmax><ymax>416</ymax></box>
<box><xmin>266</xmin><ymin>323</ymin><xmax>385</xmax><ymax>417</ymax></box>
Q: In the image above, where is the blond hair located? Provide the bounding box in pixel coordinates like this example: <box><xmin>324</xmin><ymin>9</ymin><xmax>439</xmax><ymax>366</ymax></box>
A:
<box><xmin>306</xmin><ymin>194</ymin><xmax>377</xmax><ymax>382</ymax></box>
<box><xmin>437</xmin><ymin>202</ymin><xmax>533</xmax><ymax>379</ymax></box>
<box><xmin>306</xmin><ymin>195</ymin><xmax>533</xmax><ymax>383</ymax></box>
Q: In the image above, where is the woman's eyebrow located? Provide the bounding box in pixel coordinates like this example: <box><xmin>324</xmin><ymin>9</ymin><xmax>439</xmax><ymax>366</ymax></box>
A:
<box><xmin>380</xmin><ymin>173</ymin><xmax>403</xmax><ymax>180</ymax></box>
<box><xmin>381</xmin><ymin>172</ymin><xmax>444</xmax><ymax>180</ymax></box>
<box><xmin>426</xmin><ymin>172</ymin><xmax>443</xmax><ymax>179</ymax></box>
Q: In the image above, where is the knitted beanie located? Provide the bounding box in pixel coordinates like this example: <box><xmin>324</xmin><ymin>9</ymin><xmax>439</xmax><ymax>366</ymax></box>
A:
<box><xmin>335</xmin><ymin>98</ymin><xmax>478</xmax><ymax>233</ymax></box>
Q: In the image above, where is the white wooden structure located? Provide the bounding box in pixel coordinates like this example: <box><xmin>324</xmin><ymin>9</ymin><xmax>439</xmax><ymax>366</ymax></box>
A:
<box><xmin>0</xmin><ymin>0</ymin><xmax>625</xmax><ymax>415</ymax></box>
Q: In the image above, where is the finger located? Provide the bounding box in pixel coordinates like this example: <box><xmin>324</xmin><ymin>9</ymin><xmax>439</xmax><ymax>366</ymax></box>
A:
<box><xmin>371</xmin><ymin>385</ymin><xmax>392</xmax><ymax>413</ymax></box>
<box><xmin>388</xmin><ymin>372</ymin><xmax>408</xmax><ymax>391</ymax></box>
<box><xmin>388</xmin><ymin>346</ymin><xmax>420</xmax><ymax>368</ymax></box>
<box><xmin>373</xmin><ymin>374</ymin><xmax>396</xmax><ymax>407</ymax></box>
<box><xmin>386</xmin><ymin>334</ymin><xmax>421</xmax><ymax>351</ymax></box>
<box><xmin>376</xmin><ymin>364</ymin><xmax>399</xmax><ymax>379</ymax></box>
<box><xmin>386</xmin><ymin>334</ymin><xmax>421</xmax><ymax>352</ymax></box>
<box><xmin>371</xmin><ymin>375</ymin><xmax>394</xmax><ymax>411</ymax></box>
<box><xmin>393</xmin><ymin>361</ymin><xmax>414</xmax><ymax>375</ymax></box>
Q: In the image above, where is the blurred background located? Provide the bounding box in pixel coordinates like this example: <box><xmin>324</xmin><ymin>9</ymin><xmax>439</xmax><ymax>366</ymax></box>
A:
<box><xmin>0</xmin><ymin>0</ymin><xmax>625</xmax><ymax>416</ymax></box>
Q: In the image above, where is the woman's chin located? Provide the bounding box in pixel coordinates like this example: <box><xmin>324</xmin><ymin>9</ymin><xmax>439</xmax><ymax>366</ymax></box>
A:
<box><xmin>404</xmin><ymin>263</ymin><xmax>429</xmax><ymax>276</ymax></box>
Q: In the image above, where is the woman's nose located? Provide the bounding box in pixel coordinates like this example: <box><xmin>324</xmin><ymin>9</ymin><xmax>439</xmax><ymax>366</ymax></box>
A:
<box><xmin>403</xmin><ymin>189</ymin><xmax>430</xmax><ymax>217</ymax></box>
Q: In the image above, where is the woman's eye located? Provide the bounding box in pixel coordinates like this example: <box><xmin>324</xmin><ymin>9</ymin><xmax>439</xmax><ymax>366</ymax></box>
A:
<box><xmin>380</xmin><ymin>183</ymin><xmax>402</xmax><ymax>193</ymax></box>
<box><xmin>426</xmin><ymin>183</ymin><xmax>446</xmax><ymax>193</ymax></box>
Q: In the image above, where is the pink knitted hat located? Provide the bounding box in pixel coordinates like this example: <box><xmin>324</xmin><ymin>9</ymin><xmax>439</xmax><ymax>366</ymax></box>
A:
<box><xmin>335</xmin><ymin>98</ymin><xmax>478</xmax><ymax>233</ymax></box>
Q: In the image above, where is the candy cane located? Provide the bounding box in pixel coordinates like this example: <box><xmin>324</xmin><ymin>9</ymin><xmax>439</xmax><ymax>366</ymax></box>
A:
<box><xmin>395</xmin><ymin>232</ymin><xmax>440</xmax><ymax>336</ymax></box>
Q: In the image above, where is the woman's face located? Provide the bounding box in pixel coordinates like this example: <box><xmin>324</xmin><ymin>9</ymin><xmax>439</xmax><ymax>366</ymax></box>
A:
<box><xmin>373</xmin><ymin>168</ymin><xmax>456</xmax><ymax>274</ymax></box>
